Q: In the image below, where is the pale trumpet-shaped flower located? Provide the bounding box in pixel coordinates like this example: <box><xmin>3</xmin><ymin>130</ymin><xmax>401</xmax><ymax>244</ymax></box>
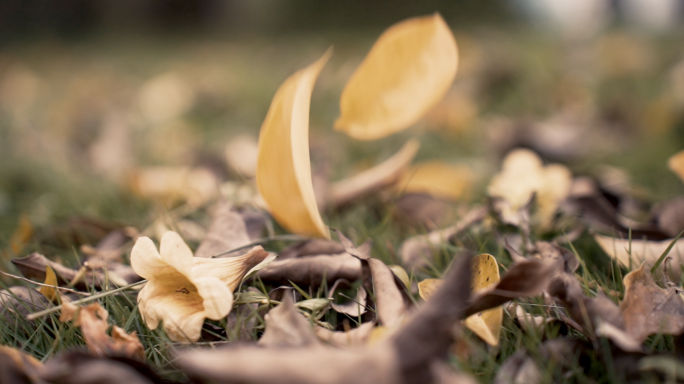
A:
<box><xmin>131</xmin><ymin>231</ymin><xmax>269</xmax><ymax>342</ymax></box>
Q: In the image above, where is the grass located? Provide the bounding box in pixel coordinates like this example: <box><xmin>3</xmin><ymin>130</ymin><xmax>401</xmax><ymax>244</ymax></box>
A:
<box><xmin>1</xmin><ymin>25</ymin><xmax>684</xmax><ymax>382</ymax></box>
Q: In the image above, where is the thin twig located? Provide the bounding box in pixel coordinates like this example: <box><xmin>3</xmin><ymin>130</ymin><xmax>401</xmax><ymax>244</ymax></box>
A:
<box><xmin>0</xmin><ymin>270</ymin><xmax>91</xmax><ymax>296</ymax></box>
<box><xmin>26</xmin><ymin>280</ymin><xmax>147</xmax><ymax>320</ymax></box>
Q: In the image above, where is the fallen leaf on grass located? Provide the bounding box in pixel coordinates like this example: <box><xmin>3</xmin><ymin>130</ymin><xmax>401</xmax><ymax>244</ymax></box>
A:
<box><xmin>130</xmin><ymin>231</ymin><xmax>269</xmax><ymax>342</ymax></box>
<box><xmin>256</xmin><ymin>50</ymin><xmax>331</xmax><ymax>239</ymax></box>
<box><xmin>620</xmin><ymin>263</ymin><xmax>684</xmax><ymax>343</ymax></box>
<box><xmin>400</xmin><ymin>205</ymin><xmax>487</xmax><ymax>270</ymax></box>
<box><xmin>488</xmin><ymin>149</ymin><xmax>572</xmax><ymax>229</ymax></box>
<box><xmin>335</xmin><ymin>13</ymin><xmax>458</xmax><ymax>140</ymax></box>
<box><xmin>337</xmin><ymin>231</ymin><xmax>410</xmax><ymax>327</ymax></box>
<box><xmin>494</xmin><ymin>339</ymin><xmax>588</xmax><ymax>384</ymax></box>
<box><xmin>594</xmin><ymin>233</ymin><xmax>684</xmax><ymax>269</ymax></box>
<box><xmin>394</xmin><ymin>193</ymin><xmax>456</xmax><ymax>229</ymax></box>
<box><xmin>0</xmin><ymin>345</ymin><xmax>43</xmax><ymax>384</ymax></box>
<box><xmin>194</xmin><ymin>200</ymin><xmax>251</xmax><ymax>258</ymax></box>
<box><xmin>419</xmin><ymin>254</ymin><xmax>502</xmax><ymax>346</ymax></box>
<box><xmin>60</xmin><ymin>302</ymin><xmax>144</xmax><ymax>361</ymax></box>
<box><xmin>328</xmin><ymin>138</ymin><xmax>420</xmax><ymax>208</ymax></box>
<box><xmin>396</xmin><ymin>161</ymin><xmax>474</xmax><ymax>201</ymax></box>
<box><xmin>258</xmin><ymin>294</ymin><xmax>323</xmax><ymax>348</ymax></box>
<box><xmin>256</xmin><ymin>254</ymin><xmax>361</xmax><ymax>286</ymax></box>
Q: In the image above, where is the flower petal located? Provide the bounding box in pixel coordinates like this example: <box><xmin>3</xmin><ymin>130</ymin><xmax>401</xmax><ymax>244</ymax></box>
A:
<box><xmin>192</xmin><ymin>247</ymin><xmax>269</xmax><ymax>291</ymax></box>
<box><xmin>137</xmin><ymin>282</ymin><xmax>206</xmax><ymax>342</ymax></box>
<box><xmin>131</xmin><ymin>236</ymin><xmax>177</xmax><ymax>280</ymax></box>
<box><xmin>193</xmin><ymin>277</ymin><xmax>233</xmax><ymax>320</ymax></box>
<box><xmin>159</xmin><ymin>231</ymin><xmax>194</xmax><ymax>280</ymax></box>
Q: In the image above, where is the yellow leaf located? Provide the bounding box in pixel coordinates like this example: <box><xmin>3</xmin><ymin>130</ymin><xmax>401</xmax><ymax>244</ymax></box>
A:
<box><xmin>418</xmin><ymin>254</ymin><xmax>502</xmax><ymax>346</ymax></box>
<box><xmin>9</xmin><ymin>214</ymin><xmax>33</xmax><ymax>255</ymax></box>
<box><xmin>669</xmin><ymin>150</ymin><xmax>684</xmax><ymax>184</ymax></box>
<box><xmin>388</xmin><ymin>265</ymin><xmax>410</xmax><ymax>288</ymax></box>
<box><xmin>467</xmin><ymin>253</ymin><xmax>502</xmax><ymax>346</ymax></box>
<box><xmin>256</xmin><ymin>50</ymin><xmax>332</xmax><ymax>239</ymax></box>
<box><xmin>335</xmin><ymin>13</ymin><xmax>458</xmax><ymax>140</ymax></box>
<box><xmin>397</xmin><ymin>161</ymin><xmax>474</xmax><ymax>201</ymax></box>
<box><xmin>39</xmin><ymin>265</ymin><xmax>58</xmax><ymax>302</ymax></box>
<box><xmin>329</xmin><ymin>139</ymin><xmax>420</xmax><ymax>207</ymax></box>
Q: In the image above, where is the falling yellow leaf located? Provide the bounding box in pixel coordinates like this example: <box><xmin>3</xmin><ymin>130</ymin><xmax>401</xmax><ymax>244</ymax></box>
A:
<box><xmin>418</xmin><ymin>254</ymin><xmax>502</xmax><ymax>346</ymax></box>
<box><xmin>256</xmin><ymin>50</ymin><xmax>332</xmax><ymax>239</ymax></box>
<box><xmin>396</xmin><ymin>161</ymin><xmax>474</xmax><ymax>201</ymax></box>
<box><xmin>328</xmin><ymin>139</ymin><xmax>420</xmax><ymax>207</ymax></box>
<box><xmin>39</xmin><ymin>265</ymin><xmax>58</xmax><ymax>302</ymax></box>
<box><xmin>335</xmin><ymin>13</ymin><xmax>458</xmax><ymax>140</ymax></box>
<box><xmin>668</xmin><ymin>150</ymin><xmax>684</xmax><ymax>183</ymax></box>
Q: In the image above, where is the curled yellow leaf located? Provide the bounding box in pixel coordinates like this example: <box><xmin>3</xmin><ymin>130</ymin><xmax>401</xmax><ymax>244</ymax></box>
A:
<box><xmin>335</xmin><ymin>13</ymin><xmax>458</xmax><ymax>140</ymax></box>
<box><xmin>256</xmin><ymin>50</ymin><xmax>332</xmax><ymax>239</ymax></box>
<box><xmin>39</xmin><ymin>265</ymin><xmax>58</xmax><ymax>302</ymax></box>
<box><xmin>418</xmin><ymin>254</ymin><xmax>502</xmax><ymax>346</ymax></box>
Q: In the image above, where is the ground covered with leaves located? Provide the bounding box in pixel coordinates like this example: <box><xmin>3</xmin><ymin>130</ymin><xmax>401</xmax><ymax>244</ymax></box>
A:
<box><xmin>3</xmin><ymin>13</ymin><xmax>684</xmax><ymax>384</ymax></box>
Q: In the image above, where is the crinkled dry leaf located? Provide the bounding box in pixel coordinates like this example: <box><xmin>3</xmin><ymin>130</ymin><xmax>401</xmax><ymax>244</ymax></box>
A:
<box><xmin>41</xmin><ymin>351</ymin><xmax>164</xmax><ymax>384</ymax></box>
<box><xmin>194</xmin><ymin>200</ymin><xmax>251</xmax><ymax>258</ymax></box>
<box><xmin>397</xmin><ymin>161</ymin><xmax>474</xmax><ymax>201</ymax></box>
<box><xmin>62</xmin><ymin>302</ymin><xmax>145</xmax><ymax>361</ymax></box>
<box><xmin>335</xmin><ymin>13</ymin><xmax>458</xmax><ymax>140</ymax></box>
<box><xmin>620</xmin><ymin>263</ymin><xmax>684</xmax><ymax>342</ymax></box>
<box><xmin>258</xmin><ymin>294</ymin><xmax>322</xmax><ymax>348</ymax></box>
<box><xmin>594</xmin><ymin>233</ymin><xmax>684</xmax><ymax>268</ymax></box>
<box><xmin>329</xmin><ymin>139</ymin><xmax>420</xmax><ymax>208</ymax></box>
<box><xmin>395</xmin><ymin>193</ymin><xmax>456</xmax><ymax>229</ymax></box>
<box><xmin>668</xmin><ymin>149</ymin><xmax>684</xmax><ymax>183</ymax></box>
<box><xmin>39</xmin><ymin>265</ymin><xmax>58</xmax><ymax>302</ymax></box>
<box><xmin>0</xmin><ymin>286</ymin><xmax>51</xmax><ymax>324</ymax></box>
<box><xmin>256</xmin><ymin>50</ymin><xmax>331</xmax><ymax>239</ymax></box>
<box><xmin>279</xmin><ymin>238</ymin><xmax>345</xmax><ymax>260</ymax></box>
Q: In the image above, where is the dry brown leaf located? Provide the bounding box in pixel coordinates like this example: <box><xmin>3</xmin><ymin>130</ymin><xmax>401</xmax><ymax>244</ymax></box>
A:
<box><xmin>395</xmin><ymin>193</ymin><xmax>456</xmax><ymax>229</ymax></box>
<box><xmin>194</xmin><ymin>200</ymin><xmax>251</xmax><ymax>258</ymax></box>
<box><xmin>620</xmin><ymin>263</ymin><xmax>684</xmax><ymax>342</ymax></box>
<box><xmin>314</xmin><ymin>322</ymin><xmax>376</xmax><ymax>348</ymax></box>
<box><xmin>256</xmin><ymin>254</ymin><xmax>361</xmax><ymax>286</ymax></box>
<box><xmin>61</xmin><ymin>302</ymin><xmax>144</xmax><ymax>361</ymax></box>
<box><xmin>40</xmin><ymin>351</ymin><xmax>163</xmax><ymax>384</ymax></box>
<box><xmin>39</xmin><ymin>265</ymin><xmax>58</xmax><ymax>302</ymax></box>
<box><xmin>668</xmin><ymin>149</ymin><xmax>684</xmax><ymax>183</ymax></box>
<box><xmin>256</xmin><ymin>50</ymin><xmax>331</xmax><ymax>239</ymax></box>
<box><xmin>335</xmin><ymin>13</ymin><xmax>458</xmax><ymax>140</ymax></box>
<box><xmin>0</xmin><ymin>287</ymin><xmax>51</xmax><ymax>324</ymax></box>
<box><xmin>258</xmin><ymin>294</ymin><xmax>322</xmax><ymax>348</ymax></box>
<box><xmin>400</xmin><ymin>206</ymin><xmax>487</xmax><ymax>270</ymax></box>
<box><xmin>396</xmin><ymin>161</ymin><xmax>474</xmax><ymax>201</ymax></box>
<box><xmin>329</xmin><ymin>139</ymin><xmax>420</xmax><ymax>208</ymax></box>
<box><xmin>337</xmin><ymin>231</ymin><xmax>410</xmax><ymax>327</ymax></box>
<box><xmin>594</xmin><ymin>233</ymin><xmax>684</xmax><ymax>269</ymax></box>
